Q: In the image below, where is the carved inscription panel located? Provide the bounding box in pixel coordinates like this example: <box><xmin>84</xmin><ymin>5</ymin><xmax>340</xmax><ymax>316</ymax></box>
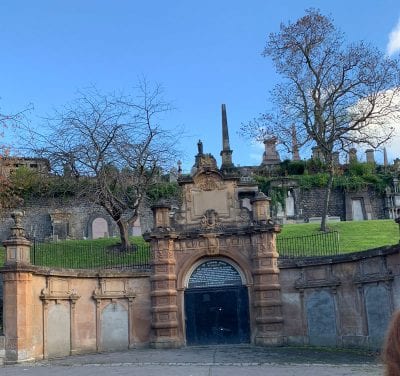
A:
<box><xmin>192</xmin><ymin>190</ymin><xmax>229</xmax><ymax>217</ymax></box>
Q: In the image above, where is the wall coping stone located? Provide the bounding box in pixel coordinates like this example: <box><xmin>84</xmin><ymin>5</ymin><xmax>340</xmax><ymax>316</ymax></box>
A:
<box><xmin>279</xmin><ymin>244</ymin><xmax>400</xmax><ymax>269</ymax></box>
<box><xmin>1</xmin><ymin>264</ymin><xmax>150</xmax><ymax>278</ymax></box>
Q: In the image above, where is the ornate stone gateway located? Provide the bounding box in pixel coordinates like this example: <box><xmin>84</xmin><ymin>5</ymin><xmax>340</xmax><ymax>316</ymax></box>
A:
<box><xmin>145</xmin><ymin>105</ymin><xmax>283</xmax><ymax>348</ymax></box>
<box><xmin>185</xmin><ymin>260</ymin><xmax>250</xmax><ymax>345</ymax></box>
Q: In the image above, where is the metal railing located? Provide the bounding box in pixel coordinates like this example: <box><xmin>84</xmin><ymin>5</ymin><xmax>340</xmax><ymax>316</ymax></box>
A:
<box><xmin>277</xmin><ymin>231</ymin><xmax>340</xmax><ymax>258</ymax></box>
<box><xmin>31</xmin><ymin>239</ymin><xmax>151</xmax><ymax>270</ymax></box>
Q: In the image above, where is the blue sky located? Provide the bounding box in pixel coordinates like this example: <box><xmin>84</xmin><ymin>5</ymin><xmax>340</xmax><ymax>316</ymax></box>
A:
<box><xmin>1</xmin><ymin>1</ymin><xmax>400</xmax><ymax>171</ymax></box>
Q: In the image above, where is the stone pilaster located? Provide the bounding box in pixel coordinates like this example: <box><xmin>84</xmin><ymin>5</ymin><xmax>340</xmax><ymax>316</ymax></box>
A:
<box><xmin>149</xmin><ymin>203</ymin><xmax>180</xmax><ymax>348</ymax></box>
<box><xmin>150</xmin><ymin>237</ymin><xmax>180</xmax><ymax>348</ymax></box>
<box><xmin>251</xmin><ymin>230</ymin><xmax>283</xmax><ymax>345</ymax></box>
<box><xmin>250</xmin><ymin>196</ymin><xmax>283</xmax><ymax>345</ymax></box>
<box><xmin>1</xmin><ymin>211</ymin><xmax>35</xmax><ymax>363</ymax></box>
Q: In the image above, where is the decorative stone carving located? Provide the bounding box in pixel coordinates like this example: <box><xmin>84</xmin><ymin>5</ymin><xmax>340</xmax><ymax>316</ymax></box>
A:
<box><xmin>195</xmin><ymin>173</ymin><xmax>221</xmax><ymax>191</ymax></box>
<box><xmin>203</xmin><ymin>234</ymin><xmax>220</xmax><ymax>255</ymax></box>
<box><xmin>200</xmin><ymin>209</ymin><xmax>221</xmax><ymax>230</ymax></box>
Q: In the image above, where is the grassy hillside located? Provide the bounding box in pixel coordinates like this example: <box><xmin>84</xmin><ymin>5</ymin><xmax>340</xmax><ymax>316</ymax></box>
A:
<box><xmin>278</xmin><ymin>219</ymin><xmax>399</xmax><ymax>253</ymax></box>
<box><xmin>0</xmin><ymin>220</ymin><xmax>398</xmax><ymax>266</ymax></box>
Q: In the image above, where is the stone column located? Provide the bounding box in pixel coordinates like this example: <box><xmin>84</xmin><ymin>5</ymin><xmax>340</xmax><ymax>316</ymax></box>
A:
<box><xmin>1</xmin><ymin>211</ymin><xmax>35</xmax><ymax>363</ymax></box>
<box><xmin>251</xmin><ymin>196</ymin><xmax>284</xmax><ymax>345</ymax></box>
<box><xmin>149</xmin><ymin>203</ymin><xmax>181</xmax><ymax>348</ymax></box>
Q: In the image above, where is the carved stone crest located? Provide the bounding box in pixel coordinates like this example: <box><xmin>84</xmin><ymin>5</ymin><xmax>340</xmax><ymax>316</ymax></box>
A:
<box><xmin>201</xmin><ymin>209</ymin><xmax>221</xmax><ymax>229</ymax></box>
<box><xmin>196</xmin><ymin>174</ymin><xmax>221</xmax><ymax>191</ymax></box>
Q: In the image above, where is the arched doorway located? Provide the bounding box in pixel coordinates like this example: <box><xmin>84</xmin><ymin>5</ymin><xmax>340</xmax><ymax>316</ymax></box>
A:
<box><xmin>184</xmin><ymin>259</ymin><xmax>250</xmax><ymax>345</ymax></box>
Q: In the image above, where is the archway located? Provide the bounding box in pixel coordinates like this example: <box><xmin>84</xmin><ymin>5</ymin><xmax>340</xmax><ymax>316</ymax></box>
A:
<box><xmin>184</xmin><ymin>259</ymin><xmax>250</xmax><ymax>345</ymax></box>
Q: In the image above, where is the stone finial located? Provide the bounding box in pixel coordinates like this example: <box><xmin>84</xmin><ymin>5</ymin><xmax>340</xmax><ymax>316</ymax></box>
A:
<box><xmin>10</xmin><ymin>210</ymin><xmax>26</xmax><ymax>239</ymax></box>
<box><xmin>3</xmin><ymin>211</ymin><xmax>31</xmax><ymax>265</ymax></box>
<box><xmin>197</xmin><ymin>140</ymin><xmax>203</xmax><ymax>155</ymax></box>
<box><xmin>177</xmin><ymin>160</ymin><xmax>182</xmax><ymax>176</ymax></box>
<box><xmin>152</xmin><ymin>201</ymin><xmax>171</xmax><ymax>229</ymax></box>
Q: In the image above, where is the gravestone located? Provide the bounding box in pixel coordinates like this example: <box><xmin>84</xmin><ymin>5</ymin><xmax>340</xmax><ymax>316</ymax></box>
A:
<box><xmin>351</xmin><ymin>199</ymin><xmax>365</xmax><ymax>221</ymax></box>
<box><xmin>285</xmin><ymin>191</ymin><xmax>295</xmax><ymax>217</ymax></box>
<box><xmin>92</xmin><ymin>217</ymin><xmax>108</xmax><ymax>239</ymax></box>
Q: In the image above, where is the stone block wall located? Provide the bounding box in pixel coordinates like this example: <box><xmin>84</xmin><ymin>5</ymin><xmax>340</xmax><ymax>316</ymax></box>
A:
<box><xmin>279</xmin><ymin>246</ymin><xmax>399</xmax><ymax>349</ymax></box>
<box><xmin>298</xmin><ymin>187</ymin><xmax>345</xmax><ymax>220</ymax></box>
<box><xmin>0</xmin><ymin>197</ymin><xmax>153</xmax><ymax>242</ymax></box>
<box><xmin>296</xmin><ymin>186</ymin><xmax>385</xmax><ymax>221</ymax></box>
<box><xmin>0</xmin><ymin>267</ymin><xmax>151</xmax><ymax>362</ymax></box>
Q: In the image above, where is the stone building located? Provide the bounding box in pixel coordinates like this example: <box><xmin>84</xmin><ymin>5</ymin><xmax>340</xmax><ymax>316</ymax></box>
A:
<box><xmin>0</xmin><ymin>157</ymin><xmax>49</xmax><ymax>177</ymax></box>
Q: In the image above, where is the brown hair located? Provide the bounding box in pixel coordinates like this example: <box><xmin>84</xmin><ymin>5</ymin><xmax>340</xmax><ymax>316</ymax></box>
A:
<box><xmin>383</xmin><ymin>310</ymin><xmax>400</xmax><ymax>376</ymax></box>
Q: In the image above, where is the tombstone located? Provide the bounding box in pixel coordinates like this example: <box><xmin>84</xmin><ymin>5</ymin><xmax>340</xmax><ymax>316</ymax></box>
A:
<box><xmin>131</xmin><ymin>217</ymin><xmax>142</xmax><ymax>236</ymax></box>
<box><xmin>351</xmin><ymin>199</ymin><xmax>365</xmax><ymax>221</ymax></box>
<box><xmin>92</xmin><ymin>217</ymin><xmax>109</xmax><ymax>239</ymax></box>
<box><xmin>285</xmin><ymin>191</ymin><xmax>295</xmax><ymax>217</ymax></box>
<box><xmin>49</xmin><ymin>210</ymin><xmax>71</xmax><ymax>240</ymax></box>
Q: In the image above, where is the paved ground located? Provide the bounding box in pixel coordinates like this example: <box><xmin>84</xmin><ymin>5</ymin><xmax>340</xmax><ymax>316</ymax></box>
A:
<box><xmin>1</xmin><ymin>345</ymin><xmax>383</xmax><ymax>376</ymax></box>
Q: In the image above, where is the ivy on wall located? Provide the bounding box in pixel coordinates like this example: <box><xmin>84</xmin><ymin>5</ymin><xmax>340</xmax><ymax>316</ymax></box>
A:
<box><xmin>146</xmin><ymin>182</ymin><xmax>181</xmax><ymax>203</ymax></box>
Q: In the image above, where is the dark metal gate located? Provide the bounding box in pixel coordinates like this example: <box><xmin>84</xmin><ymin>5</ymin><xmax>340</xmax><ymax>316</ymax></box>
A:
<box><xmin>184</xmin><ymin>260</ymin><xmax>250</xmax><ymax>345</ymax></box>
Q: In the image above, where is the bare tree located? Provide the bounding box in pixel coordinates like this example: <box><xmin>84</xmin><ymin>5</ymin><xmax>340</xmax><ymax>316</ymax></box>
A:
<box><xmin>27</xmin><ymin>81</ymin><xmax>179</xmax><ymax>249</ymax></box>
<box><xmin>242</xmin><ymin>9</ymin><xmax>400</xmax><ymax>231</ymax></box>
<box><xmin>0</xmin><ymin>102</ymin><xmax>32</xmax><ymax>208</ymax></box>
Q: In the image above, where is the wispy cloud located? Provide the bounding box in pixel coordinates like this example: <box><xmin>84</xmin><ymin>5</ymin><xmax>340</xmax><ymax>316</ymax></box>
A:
<box><xmin>387</xmin><ymin>18</ymin><xmax>400</xmax><ymax>56</ymax></box>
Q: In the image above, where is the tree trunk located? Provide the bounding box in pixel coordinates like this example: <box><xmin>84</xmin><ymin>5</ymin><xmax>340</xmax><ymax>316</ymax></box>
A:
<box><xmin>320</xmin><ymin>169</ymin><xmax>334</xmax><ymax>232</ymax></box>
<box><xmin>116</xmin><ymin>218</ymin><xmax>131</xmax><ymax>251</ymax></box>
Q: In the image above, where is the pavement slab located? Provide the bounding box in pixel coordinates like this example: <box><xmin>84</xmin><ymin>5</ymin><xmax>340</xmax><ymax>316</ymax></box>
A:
<box><xmin>0</xmin><ymin>345</ymin><xmax>383</xmax><ymax>376</ymax></box>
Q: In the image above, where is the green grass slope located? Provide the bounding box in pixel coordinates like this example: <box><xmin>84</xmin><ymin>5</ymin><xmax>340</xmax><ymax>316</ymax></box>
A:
<box><xmin>0</xmin><ymin>220</ymin><xmax>398</xmax><ymax>266</ymax></box>
<box><xmin>278</xmin><ymin>219</ymin><xmax>399</xmax><ymax>253</ymax></box>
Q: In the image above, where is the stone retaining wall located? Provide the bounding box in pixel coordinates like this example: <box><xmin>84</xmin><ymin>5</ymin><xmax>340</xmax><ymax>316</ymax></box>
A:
<box><xmin>280</xmin><ymin>246</ymin><xmax>399</xmax><ymax>349</ymax></box>
<box><xmin>0</xmin><ymin>266</ymin><xmax>151</xmax><ymax>363</ymax></box>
